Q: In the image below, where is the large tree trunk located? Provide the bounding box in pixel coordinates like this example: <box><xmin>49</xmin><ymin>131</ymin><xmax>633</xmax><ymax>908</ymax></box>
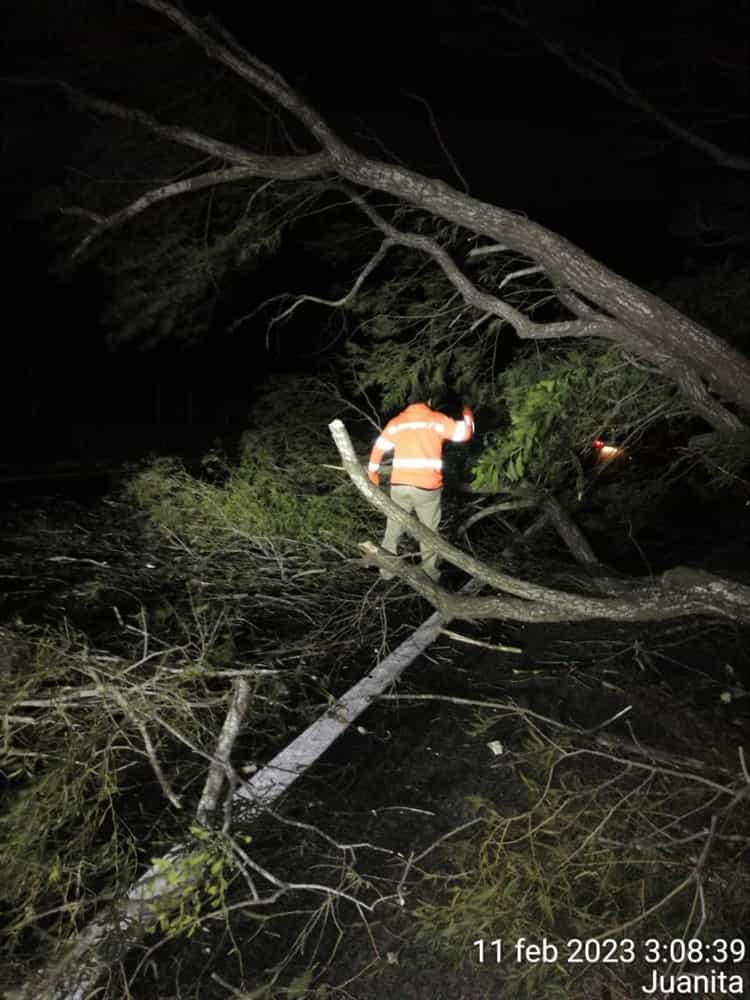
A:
<box><xmin>62</xmin><ymin>0</ymin><xmax>750</xmax><ymax>438</ymax></box>
<box><xmin>329</xmin><ymin>167</ymin><xmax>750</xmax><ymax>429</ymax></box>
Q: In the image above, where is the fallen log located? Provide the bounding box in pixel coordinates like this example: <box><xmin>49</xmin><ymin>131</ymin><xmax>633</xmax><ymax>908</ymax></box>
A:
<box><xmin>328</xmin><ymin>420</ymin><xmax>750</xmax><ymax>625</ymax></box>
<box><xmin>29</xmin><ymin>559</ymin><xmax>480</xmax><ymax>1000</ymax></box>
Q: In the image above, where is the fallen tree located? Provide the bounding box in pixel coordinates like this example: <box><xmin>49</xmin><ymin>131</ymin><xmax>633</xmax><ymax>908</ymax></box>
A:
<box><xmin>8</xmin><ymin>441</ymin><xmax>490</xmax><ymax>1000</ymax></box>
<box><xmin>50</xmin><ymin>0</ymin><xmax>750</xmax><ymax>447</ymax></box>
<box><xmin>19</xmin><ymin>580</ymin><xmax>481</xmax><ymax>1000</ymax></box>
<box><xmin>328</xmin><ymin>420</ymin><xmax>750</xmax><ymax>625</ymax></box>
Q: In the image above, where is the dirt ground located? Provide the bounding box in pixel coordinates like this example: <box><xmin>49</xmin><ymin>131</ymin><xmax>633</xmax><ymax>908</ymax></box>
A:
<box><xmin>302</xmin><ymin>615</ymin><xmax>749</xmax><ymax>999</ymax></box>
<box><xmin>153</xmin><ymin>606</ymin><xmax>749</xmax><ymax>1000</ymax></box>
<box><xmin>3</xmin><ymin>485</ymin><xmax>749</xmax><ymax>999</ymax></box>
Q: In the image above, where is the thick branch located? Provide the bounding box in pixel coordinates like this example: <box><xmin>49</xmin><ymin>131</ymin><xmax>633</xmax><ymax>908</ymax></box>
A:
<box><xmin>344</xmin><ymin>190</ymin><xmax>623</xmax><ymax>342</ymax></box>
<box><xmin>329</xmin><ymin>419</ymin><xmax>750</xmax><ymax>624</ymax></box>
<box><xmin>671</xmin><ymin>363</ymin><xmax>746</xmax><ymax>437</ymax></box>
<box><xmin>70</xmin><ymin>166</ymin><xmax>262</xmax><ymax>259</ymax></box>
<box><xmin>136</xmin><ymin>0</ymin><xmax>341</xmax><ymax>149</ymax></box>
<box><xmin>63</xmin><ymin>0</ymin><xmax>750</xmax><ymax>425</ymax></box>
<box><xmin>57</xmin><ymin>84</ymin><xmax>331</xmax><ymax>258</ymax></box>
<box><xmin>361</xmin><ymin>541</ymin><xmax>750</xmax><ymax>624</ymax></box>
<box><xmin>541</xmin><ymin>495</ymin><xmax>601</xmax><ymax>568</ymax></box>
<box><xmin>62</xmin><ymin>83</ymin><xmax>269</xmax><ymax>166</ymax></box>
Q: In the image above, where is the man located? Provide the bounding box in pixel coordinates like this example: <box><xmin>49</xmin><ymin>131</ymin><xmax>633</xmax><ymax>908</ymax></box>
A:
<box><xmin>367</xmin><ymin>393</ymin><xmax>475</xmax><ymax>581</ymax></box>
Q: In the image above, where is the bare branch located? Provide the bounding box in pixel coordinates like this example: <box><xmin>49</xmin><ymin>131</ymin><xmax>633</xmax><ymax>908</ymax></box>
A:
<box><xmin>136</xmin><ymin>0</ymin><xmax>341</xmax><ymax>150</ymax></box>
<box><xmin>498</xmin><ymin>264</ymin><xmax>544</xmax><ymax>289</ymax></box>
<box><xmin>541</xmin><ymin>494</ymin><xmax>601</xmax><ymax>568</ymax></box>
<box><xmin>61</xmin><ymin>82</ymin><xmax>267</xmax><ymax>166</ymax></box>
<box><xmin>59</xmin><ymin>205</ymin><xmax>104</xmax><ymax>224</ymax></box>
<box><xmin>50</xmin><ymin>82</ymin><xmax>332</xmax><ymax>257</ymax></box>
<box><xmin>467</xmin><ymin>243</ymin><xmax>510</xmax><ymax>257</ymax></box>
<box><xmin>494</xmin><ymin>5</ymin><xmax>750</xmax><ymax>173</ymax></box>
<box><xmin>403</xmin><ymin>90</ymin><xmax>470</xmax><ymax>193</ymax></box>
<box><xmin>342</xmin><ymin>190</ymin><xmax>622</xmax><ymax>343</ymax></box>
<box><xmin>70</xmin><ymin>166</ymin><xmax>265</xmax><ymax>259</ymax></box>
<box><xmin>196</xmin><ymin>677</ymin><xmax>251</xmax><ymax>828</ymax></box>
<box><xmin>458</xmin><ymin>497</ymin><xmax>538</xmax><ymax>536</ymax></box>
<box><xmin>110</xmin><ymin>689</ymin><xmax>182</xmax><ymax>810</ymax></box>
<box><xmin>268</xmin><ymin>238</ymin><xmax>394</xmax><ymax>326</ymax></box>
<box><xmin>440</xmin><ymin>628</ymin><xmax>522</xmax><ymax>654</ymax></box>
<box><xmin>548</xmin><ymin>44</ymin><xmax>750</xmax><ymax>171</ymax></box>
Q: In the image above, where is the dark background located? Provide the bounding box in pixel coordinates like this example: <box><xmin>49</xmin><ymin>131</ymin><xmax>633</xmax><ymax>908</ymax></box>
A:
<box><xmin>1</xmin><ymin>0</ymin><xmax>748</xmax><ymax>466</ymax></box>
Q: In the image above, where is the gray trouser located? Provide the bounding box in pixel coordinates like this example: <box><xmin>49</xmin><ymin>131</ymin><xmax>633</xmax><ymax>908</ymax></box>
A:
<box><xmin>382</xmin><ymin>485</ymin><xmax>442</xmax><ymax>579</ymax></box>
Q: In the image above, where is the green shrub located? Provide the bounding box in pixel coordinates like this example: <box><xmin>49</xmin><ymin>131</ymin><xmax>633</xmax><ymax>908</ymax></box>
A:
<box><xmin>124</xmin><ymin>435</ymin><xmax>369</xmax><ymax>554</ymax></box>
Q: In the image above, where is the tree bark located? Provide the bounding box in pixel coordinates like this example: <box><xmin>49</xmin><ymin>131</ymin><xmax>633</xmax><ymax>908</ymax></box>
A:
<box><xmin>56</xmin><ymin>0</ymin><xmax>750</xmax><ymax>436</ymax></box>
<box><xmin>196</xmin><ymin>677</ymin><xmax>251</xmax><ymax>828</ymax></box>
<box><xmin>329</xmin><ymin>420</ymin><xmax>750</xmax><ymax>625</ymax></box>
<box><xmin>541</xmin><ymin>495</ymin><xmax>602</xmax><ymax>569</ymax></box>
<box><xmin>28</xmin><ymin>579</ymin><xmax>480</xmax><ymax>1000</ymax></box>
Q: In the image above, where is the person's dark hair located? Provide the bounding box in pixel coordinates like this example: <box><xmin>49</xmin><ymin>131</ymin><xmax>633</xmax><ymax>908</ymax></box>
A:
<box><xmin>407</xmin><ymin>384</ymin><xmax>431</xmax><ymax>406</ymax></box>
<box><xmin>408</xmin><ymin>388</ymin><xmax>451</xmax><ymax>412</ymax></box>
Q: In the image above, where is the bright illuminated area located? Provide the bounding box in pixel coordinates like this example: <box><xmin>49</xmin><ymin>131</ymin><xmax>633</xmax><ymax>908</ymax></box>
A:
<box><xmin>597</xmin><ymin>444</ymin><xmax>625</xmax><ymax>460</ymax></box>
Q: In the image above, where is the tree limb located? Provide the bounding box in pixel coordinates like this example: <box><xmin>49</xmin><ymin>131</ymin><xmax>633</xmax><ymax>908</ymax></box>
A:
<box><xmin>69</xmin><ymin>166</ymin><xmax>271</xmax><ymax>260</ymax></box>
<box><xmin>329</xmin><ymin>419</ymin><xmax>750</xmax><ymax>624</ymax></box>
<box><xmin>498</xmin><ymin>7</ymin><xmax>750</xmax><ymax>171</ymax></box>
<box><xmin>53</xmin><ymin>0</ymin><xmax>750</xmax><ymax>429</ymax></box>
<box><xmin>50</xmin><ymin>82</ymin><xmax>332</xmax><ymax>257</ymax></box>
<box><xmin>402</xmin><ymin>89</ymin><xmax>470</xmax><ymax>193</ymax></box>
<box><xmin>267</xmin><ymin>237</ymin><xmax>394</xmax><ymax>326</ymax></box>
<box><xmin>196</xmin><ymin>677</ymin><xmax>251</xmax><ymax>828</ymax></box>
<box><xmin>341</xmin><ymin>188</ymin><xmax>623</xmax><ymax>342</ymax></box>
<box><xmin>541</xmin><ymin>494</ymin><xmax>601</xmax><ymax>568</ymax></box>
<box><xmin>458</xmin><ymin>497</ymin><xmax>538</xmax><ymax>536</ymax></box>
<box><xmin>61</xmin><ymin>81</ymin><xmax>272</xmax><ymax>166</ymax></box>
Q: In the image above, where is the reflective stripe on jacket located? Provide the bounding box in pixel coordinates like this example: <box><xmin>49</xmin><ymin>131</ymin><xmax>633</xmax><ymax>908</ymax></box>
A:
<box><xmin>368</xmin><ymin>402</ymin><xmax>475</xmax><ymax>489</ymax></box>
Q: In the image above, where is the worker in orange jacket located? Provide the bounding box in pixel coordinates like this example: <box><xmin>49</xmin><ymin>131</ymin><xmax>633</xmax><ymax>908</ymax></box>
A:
<box><xmin>368</xmin><ymin>394</ymin><xmax>475</xmax><ymax>581</ymax></box>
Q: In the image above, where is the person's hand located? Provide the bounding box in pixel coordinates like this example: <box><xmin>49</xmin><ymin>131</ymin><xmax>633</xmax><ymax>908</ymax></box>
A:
<box><xmin>368</xmin><ymin>471</ymin><xmax>380</xmax><ymax>486</ymax></box>
<box><xmin>462</xmin><ymin>405</ymin><xmax>475</xmax><ymax>422</ymax></box>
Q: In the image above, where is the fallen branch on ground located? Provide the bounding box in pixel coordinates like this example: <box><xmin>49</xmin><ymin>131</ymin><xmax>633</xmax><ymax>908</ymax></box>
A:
<box><xmin>328</xmin><ymin>419</ymin><xmax>750</xmax><ymax>624</ymax></box>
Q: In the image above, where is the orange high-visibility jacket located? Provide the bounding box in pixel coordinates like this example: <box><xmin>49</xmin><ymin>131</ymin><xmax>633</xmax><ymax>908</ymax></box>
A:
<box><xmin>368</xmin><ymin>402</ymin><xmax>475</xmax><ymax>490</ymax></box>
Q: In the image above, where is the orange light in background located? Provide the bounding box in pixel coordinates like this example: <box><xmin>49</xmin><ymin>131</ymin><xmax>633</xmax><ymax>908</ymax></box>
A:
<box><xmin>592</xmin><ymin>439</ymin><xmax>627</xmax><ymax>461</ymax></box>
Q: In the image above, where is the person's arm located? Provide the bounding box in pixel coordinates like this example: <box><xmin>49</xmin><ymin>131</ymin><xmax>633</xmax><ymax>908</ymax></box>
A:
<box><xmin>367</xmin><ymin>429</ymin><xmax>395</xmax><ymax>484</ymax></box>
<box><xmin>443</xmin><ymin>405</ymin><xmax>475</xmax><ymax>443</ymax></box>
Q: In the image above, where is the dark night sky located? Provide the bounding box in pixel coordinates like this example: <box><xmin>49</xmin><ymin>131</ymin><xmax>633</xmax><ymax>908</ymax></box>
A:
<box><xmin>1</xmin><ymin>0</ymin><xmax>748</xmax><ymax>463</ymax></box>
